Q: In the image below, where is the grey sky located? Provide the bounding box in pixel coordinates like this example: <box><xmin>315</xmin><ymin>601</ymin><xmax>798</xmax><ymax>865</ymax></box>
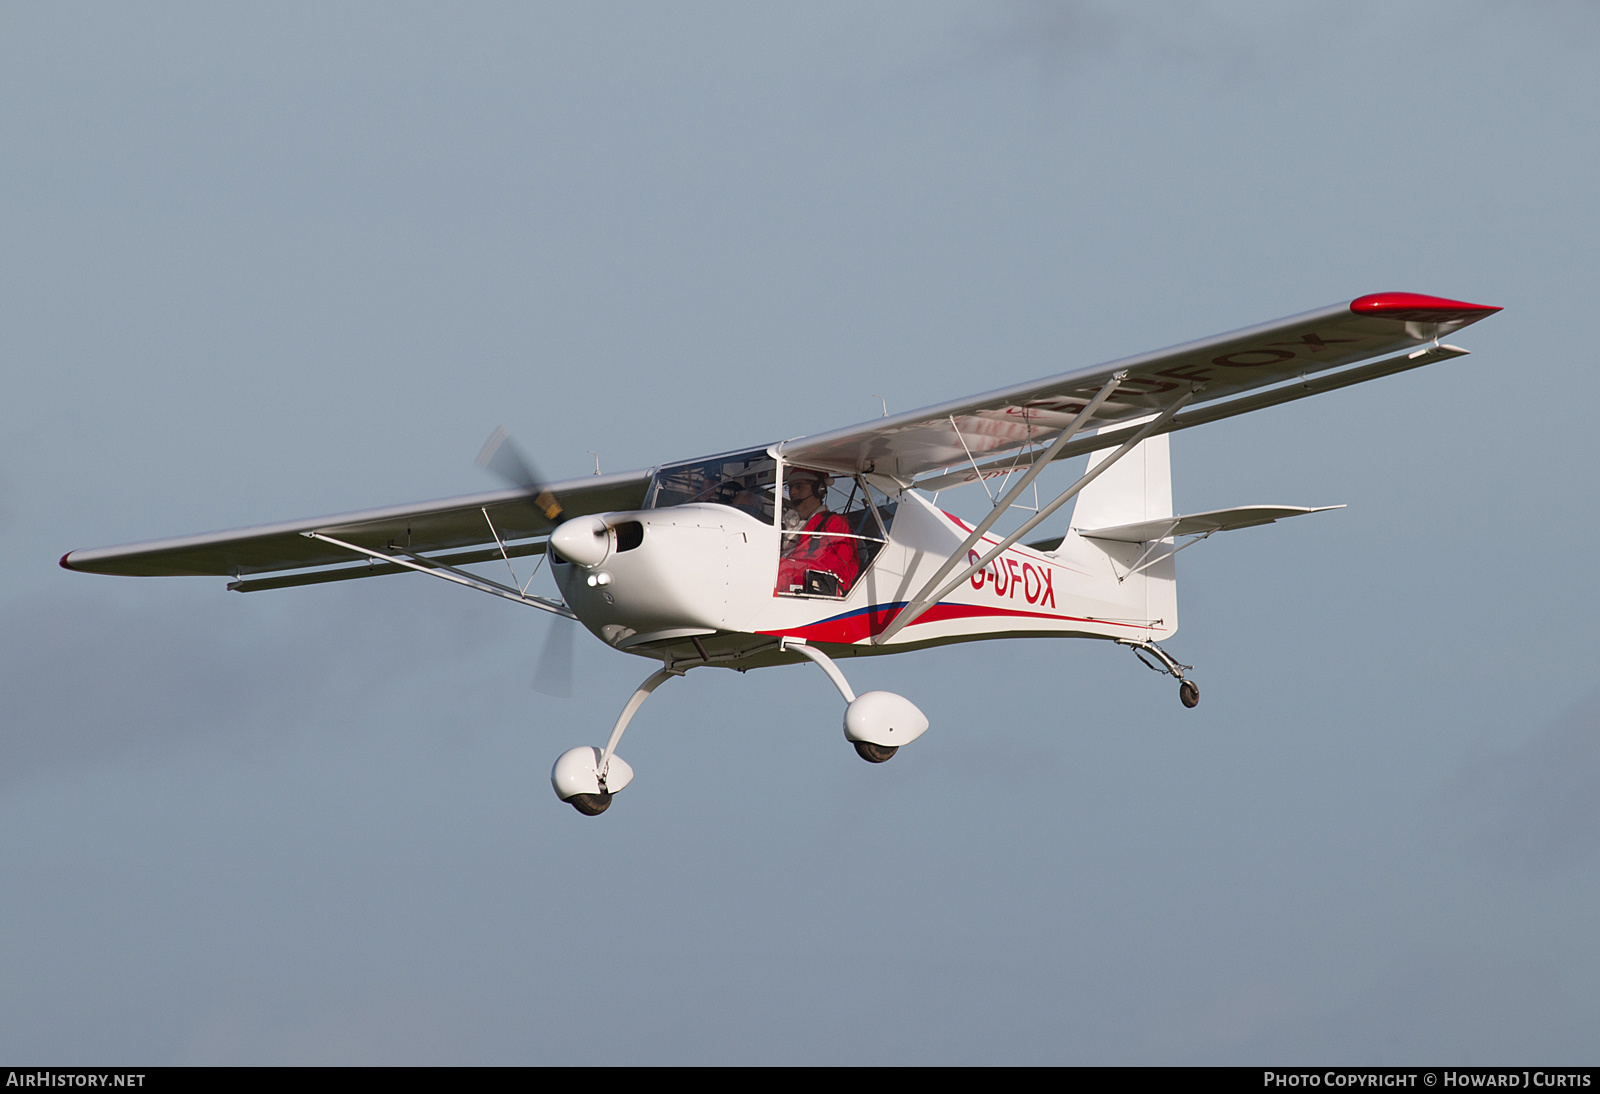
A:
<box><xmin>3</xmin><ymin>0</ymin><xmax>1598</xmax><ymax>1063</ymax></box>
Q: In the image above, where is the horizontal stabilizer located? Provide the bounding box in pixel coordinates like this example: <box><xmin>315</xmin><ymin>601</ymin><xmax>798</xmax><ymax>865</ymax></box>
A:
<box><xmin>1076</xmin><ymin>505</ymin><xmax>1344</xmax><ymax>544</ymax></box>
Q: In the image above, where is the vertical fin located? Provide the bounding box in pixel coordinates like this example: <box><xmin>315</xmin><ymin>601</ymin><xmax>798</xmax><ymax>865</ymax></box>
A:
<box><xmin>1049</xmin><ymin>422</ymin><xmax>1178</xmax><ymax>640</ymax></box>
<box><xmin>1069</xmin><ymin>426</ymin><xmax>1171</xmax><ymax>531</ymax></box>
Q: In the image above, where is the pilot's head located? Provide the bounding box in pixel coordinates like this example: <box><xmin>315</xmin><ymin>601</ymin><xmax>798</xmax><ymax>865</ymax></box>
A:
<box><xmin>787</xmin><ymin>469</ymin><xmax>830</xmax><ymax>512</ymax></box>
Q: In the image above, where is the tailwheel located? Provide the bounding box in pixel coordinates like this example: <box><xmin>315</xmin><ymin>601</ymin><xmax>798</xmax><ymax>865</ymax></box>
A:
<box><xmin>853</xmin><ymin>741</ymin><xmax>898</xmax><ymax>764</ymax></box>
<box><xmin>1119</xmin><ymin>639</ymin><xmax>1199</xmax><ymax>710</ymax></box>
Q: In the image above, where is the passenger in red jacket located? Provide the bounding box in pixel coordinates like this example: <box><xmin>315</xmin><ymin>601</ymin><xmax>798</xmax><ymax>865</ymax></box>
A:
<box><xmin>776</xmin><ymin>469</ymin><xmax>859</xmax><ymax>597</ymax></box>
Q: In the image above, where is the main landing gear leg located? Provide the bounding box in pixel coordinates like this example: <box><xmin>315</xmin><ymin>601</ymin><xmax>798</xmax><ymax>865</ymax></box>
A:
<box><xmin>779</xmin><ymin>637</ymin><xmax>930</xmax><ymax>763</ymax></box>
<box><xmin>1117</xmin><ymin>638</ymin><xmax>1200</xmax><ymax>709</ymax></box>
<box><xmin>550</xmin><ymin>665</ymin><xmax>683</xmax><ymax>816</ymax></box>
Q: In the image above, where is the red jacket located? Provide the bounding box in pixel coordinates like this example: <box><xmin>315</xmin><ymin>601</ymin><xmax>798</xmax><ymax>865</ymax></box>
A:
<box><xmin>777</xmin><ymin>510</ymin><xmax>859</xmax><ymax>595</ymax></box>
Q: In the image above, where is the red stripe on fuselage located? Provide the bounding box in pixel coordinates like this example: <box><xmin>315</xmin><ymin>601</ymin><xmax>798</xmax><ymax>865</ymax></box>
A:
<box><xmin>760</xmin><ymin>508</ymin><xmax>1124</xmax><ymax>643</ymax></box>
<box><xmin>759</xmin><ymin>601</ymin><xmax>1153</xmax><ymax>645</ymax></box>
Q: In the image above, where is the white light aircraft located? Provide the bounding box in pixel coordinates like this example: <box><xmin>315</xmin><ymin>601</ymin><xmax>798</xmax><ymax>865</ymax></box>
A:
<box><xmin>63</xmin><ymin>292</ymin><xmax>1500</xmax><ymax>815</ymax></box>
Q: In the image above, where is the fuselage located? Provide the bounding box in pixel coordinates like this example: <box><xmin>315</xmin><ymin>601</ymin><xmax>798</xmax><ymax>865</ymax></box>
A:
<box><xmin>552</xmin><ymin>489</ymin><xmax>1175</xmax><ymax>671</ymax></box>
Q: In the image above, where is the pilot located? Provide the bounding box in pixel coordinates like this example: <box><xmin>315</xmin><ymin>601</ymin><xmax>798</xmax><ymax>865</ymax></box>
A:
<box><xmin>697</xmin><ymin>466</ymin><xmax>763</xmax><ymax>518</ymax></box>
<box><xmin>777</xmin><ymin>469</ymin><xmax>859</xmax><ymax>596</ymax></box>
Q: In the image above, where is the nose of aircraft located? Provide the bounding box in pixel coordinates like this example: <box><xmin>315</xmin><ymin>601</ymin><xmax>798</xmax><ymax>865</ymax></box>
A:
<box><xmin>549</xmin><ymin>514</ymin><xmax>610</xmax><ymax>568</ymax></box>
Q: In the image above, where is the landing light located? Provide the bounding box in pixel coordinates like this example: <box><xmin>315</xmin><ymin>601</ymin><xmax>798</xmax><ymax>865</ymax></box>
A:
<box><xmin>586</xmin><ymin>572</ymin><xmax>612</xmax><ymax>587</ymax></box>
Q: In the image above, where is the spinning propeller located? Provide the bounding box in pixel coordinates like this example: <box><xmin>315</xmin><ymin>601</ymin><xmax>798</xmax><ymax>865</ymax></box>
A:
<box><xmin>477</xmin><ymin>425</ymin><xmax>577</xmax><ymax>697</ymax></box>
<box><xmin>533</xmin><ymin>615</ymin><xmax>575</xmax><ymax>699</ymax></box>
<box><xmin>476</xmin><ymin>425</ymin><xmax>565</xmax><ymax>523</ymax></box>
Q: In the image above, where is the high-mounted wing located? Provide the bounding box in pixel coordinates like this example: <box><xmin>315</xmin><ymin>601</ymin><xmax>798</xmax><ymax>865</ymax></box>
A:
<box><xmin>778</xmin><ymin>293</ymin><xmax>1499</xmax><ymax>486</ymax></box>
<box><xmin>63</xmin><ymin>291</ymin><xmax>1499</xmax><ymax>600</ymax></box>
<box><xmin>60</xmin><ymin>469</ymin><xmax>651</xmax><ymax>588</ymax></box>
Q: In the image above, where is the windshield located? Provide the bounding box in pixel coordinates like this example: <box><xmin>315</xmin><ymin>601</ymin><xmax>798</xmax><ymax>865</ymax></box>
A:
<box><xmin>646</xmin><ymin>450</ymin><xmax>777</xmax><ymax>523</ymax></box>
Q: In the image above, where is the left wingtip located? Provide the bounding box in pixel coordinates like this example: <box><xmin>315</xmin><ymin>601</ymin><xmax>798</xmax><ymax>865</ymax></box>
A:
<box><xmin>1351</xmin><ymin>292</ymin><xmax>1502</xmax><ymax>321</ymax></box>
<box><xmin>59</xmin><ymin>551</ymin><xmax>77</xmax><ymax>571</ymax></box>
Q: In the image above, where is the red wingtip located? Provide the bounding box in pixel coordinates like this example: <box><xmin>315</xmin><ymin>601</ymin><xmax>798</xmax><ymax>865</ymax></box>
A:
<box><xmin>1351</xmin><ymin>292</ymin><xmax>1502</xmax><ymax>322</ymax></box>
<box><xmin>59</xmin><ymin>552</ymin><xmax>76</xmax><ymax>571</ymax></box>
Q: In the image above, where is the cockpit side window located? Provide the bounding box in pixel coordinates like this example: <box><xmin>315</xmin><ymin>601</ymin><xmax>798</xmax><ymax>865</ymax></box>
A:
<box><xmin>646</xmin><ymin>451</ymin><xmax>777</xmax><ymax>523</ymax></box>
<box><xmin>775</xmin><ymin>467</ymin><xmax>898</xmax><ymax>598</ymax></box>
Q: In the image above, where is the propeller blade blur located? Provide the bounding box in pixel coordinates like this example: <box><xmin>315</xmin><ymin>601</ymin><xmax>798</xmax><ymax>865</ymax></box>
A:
<box><xmin>476</xmin><ymin>426</ymin><xmax>564</xmax><ymax>522</ymax></box>
<box><xmin>534</xmin><ymin>615</ymin><xmax>575</xmax><ymax>698</ymax></box>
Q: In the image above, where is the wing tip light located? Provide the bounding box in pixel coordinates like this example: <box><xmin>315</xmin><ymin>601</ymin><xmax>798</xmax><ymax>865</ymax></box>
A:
<box><xmin>1351</xmin><ymin>292</ymin><xmax>1502</xmax><ymax>322</ymax></box>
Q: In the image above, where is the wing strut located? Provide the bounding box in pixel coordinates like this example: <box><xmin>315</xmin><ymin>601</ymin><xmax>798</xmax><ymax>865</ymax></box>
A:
<box><xmin>873</xmin><ymin>387</ymin><xmax>1196</xmax><ymax>645</ymax></box>
<box><xmin>874</xmin><ymin>373</ymin><xmax>1125</xmax><ymax>643</ymax></box>
<box><xmin>302</xmin><ymin>531</ymin><xmax>576</xmax><ymax>618</ymax></box>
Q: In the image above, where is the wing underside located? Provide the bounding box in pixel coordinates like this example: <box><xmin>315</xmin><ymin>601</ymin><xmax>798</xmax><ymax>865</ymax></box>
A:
<box><xmin>60</xmin><ymin>469</ymin><xmax>652</xmax><ymax>584</ymax></box>
<box><xmin>779</xmin><ymin>293</ymin><xmax>1499</xmax><ymax>487</ymax></box>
